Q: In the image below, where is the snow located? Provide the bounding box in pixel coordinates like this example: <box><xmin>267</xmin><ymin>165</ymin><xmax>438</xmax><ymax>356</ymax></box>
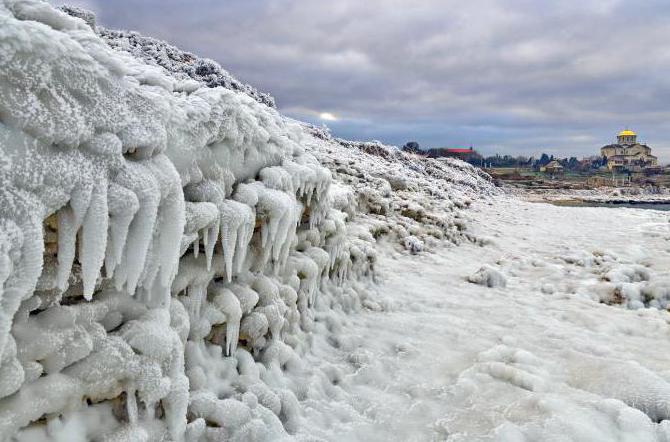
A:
<box><xmin>292</xmin><ymin>199</ymin><xmax>670</xmax><ymax>441</ymax></box>
<box><xmin>3</xmin><ymin>1</ymin><xmax>669</xmax><ymax>441</ymax></box>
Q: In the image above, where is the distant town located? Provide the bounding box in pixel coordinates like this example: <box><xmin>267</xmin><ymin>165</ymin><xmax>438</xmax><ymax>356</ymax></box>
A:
<box><xmin>403</xmin><ymin>129</ymin><xmax>670</xmax><ymax>189</ymax></box>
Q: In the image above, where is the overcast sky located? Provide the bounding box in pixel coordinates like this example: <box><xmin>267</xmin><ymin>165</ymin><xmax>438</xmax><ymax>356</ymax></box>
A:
<box><xmin>59</xmin><ymin>0</ymin><xmax>670</xmax><ymax>161</ymax></box>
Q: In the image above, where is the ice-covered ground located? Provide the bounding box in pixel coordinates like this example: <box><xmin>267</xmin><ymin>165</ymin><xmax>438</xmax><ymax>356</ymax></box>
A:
<box><xmin>296</xmin><ymin>198</ymin><xmax>670</xmax><ymax>441</ymax></box>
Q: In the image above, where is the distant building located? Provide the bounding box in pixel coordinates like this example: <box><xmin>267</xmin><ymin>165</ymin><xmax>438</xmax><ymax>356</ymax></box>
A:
<box><xmin>441</xmin><ymin>147</ymin><xmax>478</xmax><ymax>161</ymax></box>
<box><xmin>600</xmin><ymin>130</ymin><xmax>658</xmax><ymax>172</ymax></box>
<box><xmin>422</xmin><ymin>146</ymin><xmax>483</xmax><ymax>163</ymax></box>
<box><xmin>540</xmin><ymin>160</ymin><xmax>564</xmax><ymax>174</ymax></box>
<box><xmin>577</xmin><ymin>158</ymin><xmax>595</xmax><ymax>171</ymax></box>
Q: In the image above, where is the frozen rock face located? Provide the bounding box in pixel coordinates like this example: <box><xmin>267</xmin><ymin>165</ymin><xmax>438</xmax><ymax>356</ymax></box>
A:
<box><xmin>0</xmin><ymin>1</ymin><xmax>495</xmax><ymax>440</ymax></box>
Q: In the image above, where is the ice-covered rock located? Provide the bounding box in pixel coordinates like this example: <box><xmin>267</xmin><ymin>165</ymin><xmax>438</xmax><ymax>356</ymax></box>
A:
<box><xmin>0</xmin><ymin>2</ymin><xmax>494</xmax><ymax>440</ymax></box>
<box><xmin>468</xmin><ymin>265</ymin><xmax>507</xmax><ymax>288</ymax></box>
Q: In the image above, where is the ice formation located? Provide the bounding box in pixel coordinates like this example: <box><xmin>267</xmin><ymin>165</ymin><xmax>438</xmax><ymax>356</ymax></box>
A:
<box><xmin>0</xmin><ymin>2</ymin><xmax>495</xmax><ymax>440</ymax></box>
<box><xmin>468</xmin><ymin>265</ymin><xmax>507</xmax><ymax>288</ymax></box>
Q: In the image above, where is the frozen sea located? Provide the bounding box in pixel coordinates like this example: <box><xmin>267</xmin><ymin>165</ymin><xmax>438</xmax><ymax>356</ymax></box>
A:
<box><xmin>553</xmin><ymin>201</ymin><xmax>670</xmax><ymax>211</ymax></box>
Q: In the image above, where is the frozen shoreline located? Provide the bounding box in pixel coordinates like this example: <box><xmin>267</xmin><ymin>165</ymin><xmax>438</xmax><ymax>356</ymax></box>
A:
<box><xmin>516</xmin><ymin>187</ymin><xmax>670</xmax><ymax>205</ymax></box>
<box><xmin>296</xmin><ymin>197</ymin><xmax>670</xmax><ymax>441</ymax></box>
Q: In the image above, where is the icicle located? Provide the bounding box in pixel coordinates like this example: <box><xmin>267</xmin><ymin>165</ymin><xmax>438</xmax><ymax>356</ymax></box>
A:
<box><xmin>137</xmin><ymin>232</ymin><xmax>160</xmax><ymax>301</ymax></box>
<box><xmin>219</xmin><ymin>200</ymin><xmax>254</xmax><ymax>281</ymax></box>
<box><xmin>289</xmin><ymin>254</ymin><xmax>319</xmax><ymax>306</ymax></box>
<box><xmin>212</xmin><ymin>288</ymin><xmax>242</xmax><ymax>356</ymax></box>
<box><xmin>79</xmin><ymin>183</ymin><xmax>109</xmax><ymax>300</ymax></box>
<box><xmin>183</xmin><ymin>201</ymin><xmax>219</xmax><ymax>263</ymax></box>
<box><xmin>265</xmin><ymin>213</ymin><xmax>281</xmax><ymax>250</ymax></box>
<box><xmin>117</xmin><ymin>196</ymin><xmax>158</xmax><ymax>295</ymax></box>
<box><xmin>156</xmin><ymin>197</ymin><xmax>183</xmax><ymax>288</ymax></box>
<box><xmin>151</xmin><ymin>155</ymin><xmax>186</xmax><ymax>291</ymax></box>
<box><xmin>200</xmin><ymin>227</ymin><xmax>214</xmax><ymax>271</ymax></box>
<box><xmin>306</xmin><ymin>185</ymin><xmax>315</xmax><ymax>205</ymax></box>
<box><xmin>202</xmin><ymin>227</ymin><xmax>208</xmax><ymax>249</ymax></box>
<box><xmin>274</xmin><ymin>205</ymin><xmax>299</xmax><ymax>270</ymax></box>
<box><xmin>221</xmin><ymin>221</ymin><xmax>239</xmax><ymax>281</ymax></box>
<box><xmin>113</xmin><ymin>162</ymin><xmax>160</xmax><ymax>296</ymax></box>
<box><xmin>251</xmin><ymin>183</ymin><xmax>300</xmax><ymax>270</ymax></box>
<box><xmin>260</xmin><ymin>304</ymin><xmax>283</xmax><ymax>340</ymax></box>
<box><xmin>188</xmin><ymin>284</ymin><xmax>207</xmax><ymax>322</ymax></box>
<box><xmin>204</xmin><ymin>220</ymin><xmax>218</xmax><ymax>272</ymax></box>
<box><xmin>234</xmin><ymin>220</ymin><xmax>253</xmax><ymax>274</ymax></box>
<box><xmin>306</xmin><ymin>247</ymin><xmax>330</xmax><ymax>279</ymax></box>
<box><xmin>226</xmin><ymin>319</ymin><xmax>240</xmax><ymax>356</ymax></box>
<box><xmin>105</xmin><ymin>184</ymin><xmax>139</xmax><ymax>277</ymax></box>
<box><xmin>273</xmin><ymin>213</ymin><xmax>291</xmax><ymax>263</ymax></box>
<box><xmin>56</xmin><ymin>187</ymin><xmax>92</xmax><ymax>292</ymax></box>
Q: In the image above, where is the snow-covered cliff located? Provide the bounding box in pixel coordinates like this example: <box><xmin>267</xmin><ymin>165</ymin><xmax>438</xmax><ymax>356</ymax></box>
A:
<box><xmin>0</xmin><ymin>2</ymin><xmax>495</xmax><ymax>440</ymax></box>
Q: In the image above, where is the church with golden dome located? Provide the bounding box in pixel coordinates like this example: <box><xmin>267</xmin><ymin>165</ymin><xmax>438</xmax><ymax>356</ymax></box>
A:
<box><xmin>600</xmin><ymin>129</ymin><xmax>658</xmax><ymax>171</ymax></box>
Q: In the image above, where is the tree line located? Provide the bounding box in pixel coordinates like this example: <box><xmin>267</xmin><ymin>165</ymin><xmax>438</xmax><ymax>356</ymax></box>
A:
<box><xmin>402</xmin><ymin>142</ymin><xmax>606</xmax><ymax>171</ymax></box>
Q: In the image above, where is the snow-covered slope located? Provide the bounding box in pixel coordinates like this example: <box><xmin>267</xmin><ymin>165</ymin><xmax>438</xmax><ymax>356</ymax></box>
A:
<box><xmin>0</xmin><ymin>2</ymin><xmax>495</xmax><ymax>440</ymax></box>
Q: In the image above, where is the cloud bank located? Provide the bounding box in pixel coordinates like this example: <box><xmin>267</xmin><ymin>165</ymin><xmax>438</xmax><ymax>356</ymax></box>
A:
<box><xmin>59</xmin><ymin>0</ymin><xmax>670</xmax><ymax>160</ymax></box>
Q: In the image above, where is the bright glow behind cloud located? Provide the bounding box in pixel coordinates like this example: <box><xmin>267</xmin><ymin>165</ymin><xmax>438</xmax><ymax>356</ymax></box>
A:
<box><xmin>319</xmin><ymin>112</ymin><xmax>338</xmax><ymax>121</ymax></box>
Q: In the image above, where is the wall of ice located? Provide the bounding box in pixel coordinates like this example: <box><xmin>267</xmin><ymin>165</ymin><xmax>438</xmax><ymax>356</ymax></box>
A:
<box><xmin>0</xmin><ymin>1</ymin><xmax>495</xmax><ymax>440</ymax></box>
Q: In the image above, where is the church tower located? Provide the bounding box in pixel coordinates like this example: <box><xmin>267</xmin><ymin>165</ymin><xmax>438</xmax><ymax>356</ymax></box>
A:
<box><xmin>617</xmin><ymin>129</ymin><xmax>637</xmax><ymax>145</ymax></box>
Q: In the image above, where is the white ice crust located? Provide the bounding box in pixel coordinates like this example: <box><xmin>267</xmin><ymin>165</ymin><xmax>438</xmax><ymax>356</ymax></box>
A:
<box><xmin>0</xmin><ymin>2</ymin><xmax>495</xmax><ymax>440</ymax></box>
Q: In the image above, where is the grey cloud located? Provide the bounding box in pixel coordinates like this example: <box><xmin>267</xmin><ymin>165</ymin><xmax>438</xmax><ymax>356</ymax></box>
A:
<box><xmin>58</xmin><ymin>0</ymin><xmax>670</xmax><ymax>160</ymax></box>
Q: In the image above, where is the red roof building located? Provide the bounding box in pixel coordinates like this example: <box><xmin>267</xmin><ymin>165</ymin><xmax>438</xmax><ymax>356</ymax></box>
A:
<box><xmin>445</xmin><ymin>148</ymin><xmax>473</xmax><ymax>154</ymax></box>
<box><xmin>424</xmin><ymin>146</ymin><xmax>480</xmax><ymax>162</ymax></box>
<box><xmin>442</xmin><ymin>147</ymin><xmax>477</xmax><ymax>161</ymax></box>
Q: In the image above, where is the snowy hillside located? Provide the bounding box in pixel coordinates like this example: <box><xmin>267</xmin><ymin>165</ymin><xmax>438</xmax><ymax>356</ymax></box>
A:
<box><xmin>0</xmin><ymin>2</ymin><xmax>495</xmax><ymax>440</ymax></box>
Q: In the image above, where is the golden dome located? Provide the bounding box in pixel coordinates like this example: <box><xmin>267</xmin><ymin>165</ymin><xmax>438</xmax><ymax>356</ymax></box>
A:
<box><xmin>618</xmin><ymin>129</ymin><xmax>636</xmax><ymax>136</ymax></box>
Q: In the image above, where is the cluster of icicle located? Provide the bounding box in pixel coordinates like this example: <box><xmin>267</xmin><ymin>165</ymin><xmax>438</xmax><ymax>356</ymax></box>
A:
<box><xmin>0</xmin><ymin>2</ymin><xmax>374</xmax><ymax>440</ymax></box>
<box><xmin>0</xmin><ymin>2</ymin><xmax>493</xmax><ymax>441</ymax></box>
